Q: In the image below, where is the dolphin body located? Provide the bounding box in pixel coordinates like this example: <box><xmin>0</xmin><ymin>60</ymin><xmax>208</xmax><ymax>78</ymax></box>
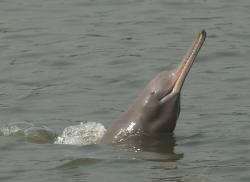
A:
<box><xmin>101</xmin><ymin>31</ymin><xmax>206</xmax><ymax>144</ymax></box>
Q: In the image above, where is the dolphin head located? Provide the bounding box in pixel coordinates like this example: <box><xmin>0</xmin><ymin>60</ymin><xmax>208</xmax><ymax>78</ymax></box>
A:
<box><xmin>138</xmin><ymin>70</ymin><xmax>180</xmax><ymax>134</ymax></box>
<box><xmin>100</xmin><ymin>30</ymin><xmax>206</xmax><ymax>144</ymax></box>
<box><xmin>137</xmin><ymin>30</ymin><xmax>206</xmax><ymax>134</ymax></box>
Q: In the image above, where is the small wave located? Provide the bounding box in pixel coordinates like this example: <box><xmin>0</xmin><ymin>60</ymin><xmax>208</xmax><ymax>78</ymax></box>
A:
<box><xmin>0</xmin><ymin>121</ymin><xmax>57</xmax><ymax>143</ymax></box>
<box><xmin>55</xmin><ymin>122</ymin><xmax>106</xmax><ymax>145</ymax></box>
<box><xmin>0</xmin><ymin>122</ymin><xmax>33</xmax><ymax>136</ymax></box>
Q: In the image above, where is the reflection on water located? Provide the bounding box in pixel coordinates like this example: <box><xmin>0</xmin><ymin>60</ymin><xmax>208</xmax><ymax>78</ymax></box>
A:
<box><xmin>57</xmin><ymin>158</ymin><xmax>103</xmax><ymax>170</ymax></box>
<box><xmin>128</xmin><ymin>134</ymin><xmax>176</xmax><ymax>153</ymax></box>
<box><xmin>116</xmin><ymin>134</ymin><xmax>183</xmax><ymax>162</ymax></box>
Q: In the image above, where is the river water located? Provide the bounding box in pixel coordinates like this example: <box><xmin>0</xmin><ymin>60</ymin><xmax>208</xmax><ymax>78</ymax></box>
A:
<box><xmin>0</xmin><ymin>0</ymin><xmax>250</xmax><ymax>181</ymax></box>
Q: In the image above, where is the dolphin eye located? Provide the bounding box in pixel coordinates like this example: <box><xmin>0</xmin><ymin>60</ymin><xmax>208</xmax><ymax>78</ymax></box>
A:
<box><xmin>150</xmin><ymin>90</ymin><xmax>156</xmax><ymax>95</ymax></box>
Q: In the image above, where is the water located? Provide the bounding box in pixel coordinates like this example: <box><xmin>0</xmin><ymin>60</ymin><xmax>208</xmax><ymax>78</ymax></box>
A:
<box><xmin>0</xmin><ymin>0</ymin><xmax>250</xmax><ymax>181</ymax></box>
<box><xmin>55</xmin><ymin>122</ymin><xmax>106</xmax><ymax>145</ymax></box>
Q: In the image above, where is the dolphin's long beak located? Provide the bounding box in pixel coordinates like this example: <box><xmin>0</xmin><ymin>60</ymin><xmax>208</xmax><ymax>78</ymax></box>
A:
<box><xmin>172</xmin><ymin>30</ymin><xmax>206</xmax><ymax>93</ymax></box>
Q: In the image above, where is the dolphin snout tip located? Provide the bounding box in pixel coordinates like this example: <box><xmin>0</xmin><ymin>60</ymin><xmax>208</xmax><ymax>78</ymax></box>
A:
<box><xmin>200</xmin><ymin>30</ymin><xmax>206</xmax><ymax>38</ymax></box>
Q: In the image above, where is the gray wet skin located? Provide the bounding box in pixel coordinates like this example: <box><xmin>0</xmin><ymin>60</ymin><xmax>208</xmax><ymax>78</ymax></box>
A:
<box><xmin>101</xmin><ymin>31</ymin><xmax>206</xmax><ymax>144</ymax></box>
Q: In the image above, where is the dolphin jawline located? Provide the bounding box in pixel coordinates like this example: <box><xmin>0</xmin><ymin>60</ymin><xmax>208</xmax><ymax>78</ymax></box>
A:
<box><xmin>160</xmin><ymin>30</ymin><xmax>206</xmax><ymax>103</ymax></box>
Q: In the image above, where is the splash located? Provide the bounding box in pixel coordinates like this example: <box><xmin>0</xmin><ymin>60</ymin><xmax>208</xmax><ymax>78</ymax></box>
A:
<box><xmin>0</xmin><ymin>122</ymin><xmax>30</xmax><ymax>136</ymax></box>
<box><xmin>0</xmin><ymin>121</ymin><xmax>106</xmax><ymax>145</ymax></box>
<box><xmin>0</xmin><ymin>122</ymin><xmax>57</xmax><ymax>143</ymax></box>
<box><xmin>55</xmin><ymin>122</ymin><xmax>106</xmax><ymax>145</ymax></box>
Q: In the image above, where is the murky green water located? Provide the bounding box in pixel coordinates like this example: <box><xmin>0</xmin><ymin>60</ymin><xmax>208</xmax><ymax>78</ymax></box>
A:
<box><xmin>0</xmin><ymin>0</ymin><xmax>250</xmax><ymax>181</ymax></box>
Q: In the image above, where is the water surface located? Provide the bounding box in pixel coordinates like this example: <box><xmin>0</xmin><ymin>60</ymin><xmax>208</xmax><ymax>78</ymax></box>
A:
<box><xmin>0</xmin><ymin>0</ymin><xmax>250</xmax><ymax>181</ymax></box>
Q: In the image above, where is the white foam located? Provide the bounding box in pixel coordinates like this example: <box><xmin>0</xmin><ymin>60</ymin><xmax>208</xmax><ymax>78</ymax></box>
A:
<box><xmin>55</xmin><ymin>122</ymin><xmax>106</xmax><ymax>145</ymax></box>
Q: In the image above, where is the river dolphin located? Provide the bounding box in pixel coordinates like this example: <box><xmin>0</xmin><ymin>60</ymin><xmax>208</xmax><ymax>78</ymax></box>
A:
<box><xmin>101</xmin><ymin>30</ymin><xmax>206</xmax><ymax>144</ymax></box>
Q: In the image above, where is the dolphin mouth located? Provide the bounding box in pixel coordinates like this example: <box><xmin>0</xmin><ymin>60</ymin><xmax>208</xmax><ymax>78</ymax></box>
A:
<box><xmin>160</xmin><ymin>30</ymin><xmax>206</xmax><ymax>103</ymax></box>
<box><xmin>173</xmin><ymin>30</ymin><xmax>206</xmax><ymax>93</ymax></box>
